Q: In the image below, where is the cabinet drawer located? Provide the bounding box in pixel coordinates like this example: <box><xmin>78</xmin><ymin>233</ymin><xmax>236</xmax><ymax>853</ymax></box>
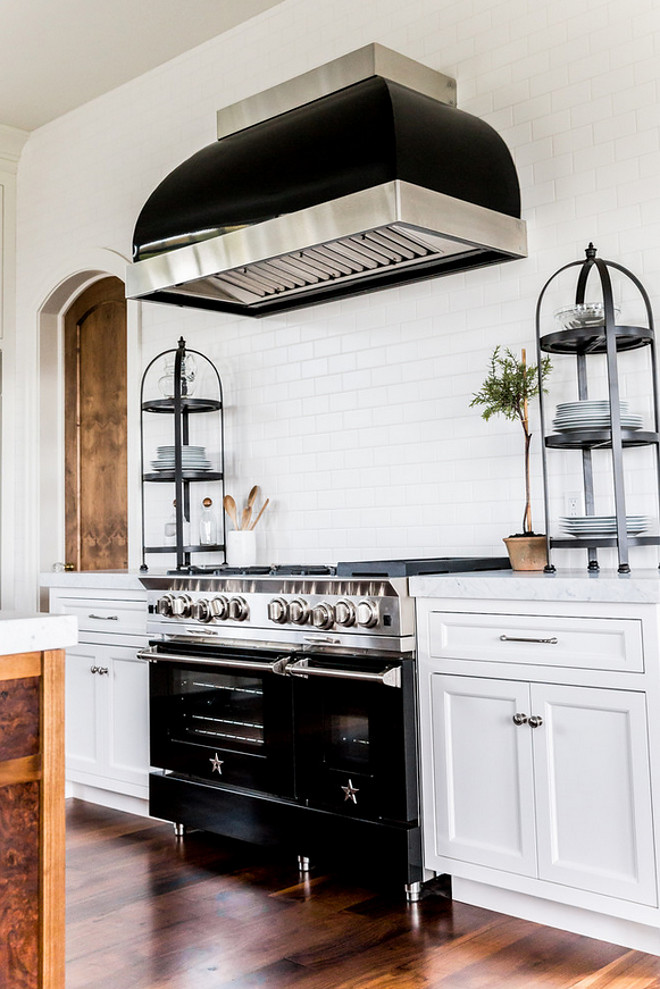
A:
<box><xmin>55</xmin><ymin>597</ymin><xmax>147</xmax><ymax>637</ymax></box>
<box><xmin>427</xmin><ymin>611</ymin><xmax>643</xmax><ymax>672</ymax></box>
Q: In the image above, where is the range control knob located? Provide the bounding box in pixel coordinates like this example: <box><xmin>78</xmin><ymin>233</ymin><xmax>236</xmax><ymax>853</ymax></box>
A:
<box><xmin>268</xmin><ymin>597</ymin><xmax>289</xmax><ymax>624</ymax></box>
<box><xmin>156</xmin><ymin>594</ymin><xmax>175</xmax><ymax>617</ymax></box>
<box><xmin>172</xmin><ymin>594</ymin><xmax>193</xmax><ymax>619</ymax></box>
<box><xmin>210</xmin><ymin>595</ymin><xmax>229</xmax><ymax>621</ymax></box>
<box><xmin>334</xmin><ymin>599</ymin><xmax>356</xmax><ymax>627</ymax></box>
<box><xmin>288</xmin><ymin>598</ymin><xmax>310</xmax><ymax>625</ymax></box>
<box><xmin>192</xmin><ymin>599</ymin><xmax>212</xmax><ymax>622</ymax></box>
<box><xmin>356</xmin><ymin>600</ymin><xmax>379</xmax><ymax>628</ymax></box>
<box><xmin>228</xmin><ymin>596</ymin><xmax>249</xmax><ymax>622</ymax></box>
<box><xmin>312</xmin><ymin>603</ymin><xmax>335</xmax><ymax>630</ymax></box>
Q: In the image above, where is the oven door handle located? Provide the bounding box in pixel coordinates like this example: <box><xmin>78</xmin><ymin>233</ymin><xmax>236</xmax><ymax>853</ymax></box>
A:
<box><xmin>285</xmin><ymin>657</ymin><xmax>402</xmax><ymax>689</ymax></box>
<box><xmin>137</xmin><ymin>647</ymin><xmax>290</xmax><ymax>675</ymax></box>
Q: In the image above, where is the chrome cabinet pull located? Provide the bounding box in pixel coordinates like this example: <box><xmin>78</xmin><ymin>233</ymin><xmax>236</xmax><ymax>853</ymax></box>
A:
<box><xmin>90</xmin><ymin>666</ymin><xmax>99</xmax><ymax>674</ymax></box>
<box><xmin>97</xmin><ymin>667</ymin><xmax>109</xmax><ymax>675</ymax></box>
<box><xmin>499</xmin><ymin>634</ymin><xmax>558</xmax><ymax>645</ymax></box>
<box><xmin>89</xmin><ymin>613</ymin><xmax>119</xmax><ymax>621</ymax></box>
<box><xmin>528</xmin><ymin>715</ymin><xmax>544</xmax><ymax>728</ymax></box>
<box><xmin>512</xmin><ymin>713</ymin><xmax>528</xmax><ymax>726</ymax></box>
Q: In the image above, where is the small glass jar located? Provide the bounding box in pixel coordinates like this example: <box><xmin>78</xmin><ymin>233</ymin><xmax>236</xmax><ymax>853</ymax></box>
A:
<box><xmin>199</xmin><ymin>497</ymin><xmax>217</xmax><ymax>546</ymax></box>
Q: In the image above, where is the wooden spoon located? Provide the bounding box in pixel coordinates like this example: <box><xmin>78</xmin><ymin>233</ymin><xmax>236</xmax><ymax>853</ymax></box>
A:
<box><xmin>223</xmin><ymin>494</ymin><xmax>239</xmax><ymax>529</ymax></box>
<box><xmin>249</xmin><ymin>498</ymin><xmax>270</xmax><ymax>530</ymax></box>
<box><xmin>241</xmin><ymin>485</ymin><xmax>259</xmax><ymax>529</ymax></box>
<box><xmin>247</xmin><ymin>484</ymin><xmax>259</xmax><ymax>509</ymax></box>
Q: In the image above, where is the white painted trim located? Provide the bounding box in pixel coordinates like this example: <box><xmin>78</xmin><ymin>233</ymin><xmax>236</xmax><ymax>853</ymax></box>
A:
<box><xmin>0</xmin><ymin>124</ymin><xmax>28</xmax><ymax>165</ymax></box>
<box><xmin>9</xmin><ymin>248</ymin><xmax>142</xmax><ymax>610</ymax></box>
<box><xmin>452</xmin><ymin>877</ymin><xmax>660</xmax><ymax>955</ymax></box>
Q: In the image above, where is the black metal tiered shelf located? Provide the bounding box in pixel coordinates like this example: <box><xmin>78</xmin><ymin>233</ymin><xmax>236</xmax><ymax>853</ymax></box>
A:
<box><xmin>140</xmin><ymin>338</ymin><xmax>226</xmax><ymax>571</ymax></box>
<box><xmin>535</xmin><ymin>244</ymin><xmax>660</xmax><ymax>574</ymax></box>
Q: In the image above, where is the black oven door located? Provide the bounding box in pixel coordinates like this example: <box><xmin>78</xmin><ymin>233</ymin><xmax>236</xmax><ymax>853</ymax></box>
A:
<box><xmin>288</xmin><ymin>653</ymin><xmax>418</xmax><ymax>824</ymax></box>
<box><xmin>148</xmin><ymin>644</ymin><xmax>294</xmax><ymax>798</ymax></box>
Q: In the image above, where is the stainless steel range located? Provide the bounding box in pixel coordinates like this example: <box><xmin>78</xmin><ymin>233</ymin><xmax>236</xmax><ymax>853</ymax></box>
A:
<box><xmin>139</xmin><ymin>557</ymin><xmax>507</xmax><ymax>899</ymax></box>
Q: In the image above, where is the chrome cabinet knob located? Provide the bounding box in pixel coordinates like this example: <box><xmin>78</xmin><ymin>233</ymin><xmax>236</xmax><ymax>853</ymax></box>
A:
<box><xmin>512</xmin><ymin>713</ymin><xmax>528</xmax><ymax>726</ymax></box>
<box><xmin>528</xmin><ymin>715</ymin><xmax>544</xmax><ymax>728</ymax></box>
<box><xmin>288</xmin><ymin>598</ymin><xmax>309</xmax><ymax>625</ymax></box>
<box><xmin>335</xmin><ymin>599</ymin><xmax>356</xmax><ymax>627</ymax></box>
<box><xmin>268</xmin><ymin>597</ymin><xmax>289</xmax><ymax>624</ymax></box>
<box><xmin>356</xmin><ymin>600</ymin><xmax>378</xmax><ymax>628</ymax></box>
<box><xmin>228</xmin><ymin>596</ymin><xmax>249</xmax><ymax>621</ymax></box>
<box><xmin>312</xmin><ymin>603</ymin><xmax>335</xmax><ymax>629</ymax></box>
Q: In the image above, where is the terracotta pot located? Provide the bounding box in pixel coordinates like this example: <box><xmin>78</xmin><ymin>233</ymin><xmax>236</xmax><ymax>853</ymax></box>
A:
<box><xmin>503</xmin><ymin>535</ymin><xmax>548</xmax><ymax>571</ymax></box>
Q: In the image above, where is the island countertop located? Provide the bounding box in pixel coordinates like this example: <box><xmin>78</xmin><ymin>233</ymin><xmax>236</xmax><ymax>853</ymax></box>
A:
<box><xmin>409</xmin><ymin>568</ymin><xmax>660</xmax><ymax>605</ymax></box>
<box><xmin>0</xmin><ymin>611</ymin><xmax>77</xmax><ymax>655</ymax></box>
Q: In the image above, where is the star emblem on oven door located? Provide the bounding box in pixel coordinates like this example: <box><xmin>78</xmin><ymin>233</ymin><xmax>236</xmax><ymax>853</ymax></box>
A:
<box><xmin>209</xmin><ymin>753</ymin><xmax>224</xmax><ymax>775</ymax></box>
<box><xmin>341</xmin><ymin>779</ymin><xmax>359</xmax><ymax>804</ymax></box>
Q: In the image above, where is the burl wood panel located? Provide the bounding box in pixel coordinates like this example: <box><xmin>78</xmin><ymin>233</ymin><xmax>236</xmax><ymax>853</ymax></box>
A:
<box><xmin>0</xmin><ymin>677</ymin><xmax>40</xmax><ymax>762</ymax></box>
<box><xmin>65</xmin><ymin>276</ymin><xmax>128</xmax><ymax>571</ymax></box>
<box><xmin>0</xmin><ymin>781</ymin><xmax>40</xmax><ymax>989</ymax></box>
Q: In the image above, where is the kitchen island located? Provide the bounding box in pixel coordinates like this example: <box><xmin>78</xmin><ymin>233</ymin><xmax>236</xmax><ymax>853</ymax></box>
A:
<box><xmin>0</xmin><ymin>612</ymin><xmax>77</xmax><ymax>989</ymax></box>
<box><xmin>411</xmin><ymin>569</ymin><xmax>660</xmax><ymax>954</ymax></box>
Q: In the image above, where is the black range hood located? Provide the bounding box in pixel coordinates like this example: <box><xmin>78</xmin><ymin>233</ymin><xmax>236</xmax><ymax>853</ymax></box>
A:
<box><xmin>126</xmin><ymin>44</ymin><xmax>527</xmax><ymax>317</ymax></box>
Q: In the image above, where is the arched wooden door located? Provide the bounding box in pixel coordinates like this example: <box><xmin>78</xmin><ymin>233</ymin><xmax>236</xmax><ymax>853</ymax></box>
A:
<box><xmin>64</xmin><ymin>277</ymin><xmax>128</xmax><ymax>570</ymax></box>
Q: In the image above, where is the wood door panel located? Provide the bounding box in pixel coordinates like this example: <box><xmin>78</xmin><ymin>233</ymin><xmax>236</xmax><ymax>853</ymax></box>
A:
<box><xmin>0</xmin><ymin>677</ymin><xmax>40</xmax><ymax>761</ymax></box>
<box><xmin>0</xmin><ymin>781</ymin><xmax>40</xmax><ymax>989</ymax></box>
<box><xmin>65</xmin><ymin>277</ymin><xmax>128</xmax><ymax>571</ymax></box>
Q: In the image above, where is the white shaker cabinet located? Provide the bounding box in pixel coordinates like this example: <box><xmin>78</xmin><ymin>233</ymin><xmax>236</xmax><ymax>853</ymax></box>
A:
<box><xmin>430</xmin><ymin>674</ymin><xmax>656</xmax><ymax>905</ymax></box>
<box><xmin>413</xmin><ymin>582</ymin><xmax>660</xmax><ymax>954</ymax></box>
<box><xmin>48</xmin><ymin>582</ymin><xmax>149</xmax><ymax>813</ymax></box>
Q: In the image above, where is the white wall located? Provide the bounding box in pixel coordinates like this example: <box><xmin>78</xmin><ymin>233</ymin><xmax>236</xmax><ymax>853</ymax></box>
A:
<box><xmin>10</xmin><ymin>0</ymin><xmax>660</xmax><ymax>607</ymax></box>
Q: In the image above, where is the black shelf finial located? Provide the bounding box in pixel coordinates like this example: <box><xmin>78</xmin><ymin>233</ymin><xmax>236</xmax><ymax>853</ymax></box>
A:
<box><xmin>585</xmin><ymin>242</ymin><xmax>597</xmax><ymax>259</ymax></box>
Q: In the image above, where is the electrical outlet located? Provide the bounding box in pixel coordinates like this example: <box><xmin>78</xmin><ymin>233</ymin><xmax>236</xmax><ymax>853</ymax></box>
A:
<box><xmin>565</xmin><ymin>492</ymin><xmax>581</xmax><ymax>517</ymax></box>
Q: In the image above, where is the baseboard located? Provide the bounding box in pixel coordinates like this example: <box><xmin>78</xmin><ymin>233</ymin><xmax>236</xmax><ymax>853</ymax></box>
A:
<box><xmin>65</xmin><ymin>781</ymin><xmax>150</xmax><ymax>818</ymax></box>
<box><xmin>452</xmin><ymin>877</ymin><xmax>660</xmax><ymax>955</ymax></box>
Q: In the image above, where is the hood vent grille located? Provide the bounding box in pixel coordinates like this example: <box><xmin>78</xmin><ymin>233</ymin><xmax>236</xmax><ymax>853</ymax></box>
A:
<box><xmin>127</xmin><ymin>45</ymin><xmax>527</xmax><ymax>317</ymax></box>
<box><xmin>189</xmin><ymin>224</ymin><xmax>457</xmax><ymax>307</ymax></box>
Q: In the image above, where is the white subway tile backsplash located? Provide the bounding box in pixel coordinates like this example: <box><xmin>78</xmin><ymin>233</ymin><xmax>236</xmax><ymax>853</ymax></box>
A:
<box><xmin>9</xmin><ymin>0</ymin><xmax>660</xmax><ymax>583</ymax></box>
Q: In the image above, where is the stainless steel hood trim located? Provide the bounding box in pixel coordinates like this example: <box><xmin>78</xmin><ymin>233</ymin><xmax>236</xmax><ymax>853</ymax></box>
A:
<box><xmin>216</xmin><ymin>43</ymin><xmax>457</xmax><ymax>140</ymax></box>
<box><xmin>126</xmin><ymin>180</ymin><xmax>527</xmax><ymax>304</ymax></box>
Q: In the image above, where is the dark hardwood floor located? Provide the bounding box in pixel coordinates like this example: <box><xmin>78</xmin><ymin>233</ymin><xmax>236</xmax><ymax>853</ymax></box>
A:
<box><xmin>65</xmin><ymin>799</ymin><xmax>660</xmax><ymax>988</ymax></box>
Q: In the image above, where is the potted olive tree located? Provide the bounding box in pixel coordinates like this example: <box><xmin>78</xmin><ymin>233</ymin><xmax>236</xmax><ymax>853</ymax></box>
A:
<box><xmin>470</xmin><ymin>346</ymin><xmax>552</xmax><ymax>571</ymax></box>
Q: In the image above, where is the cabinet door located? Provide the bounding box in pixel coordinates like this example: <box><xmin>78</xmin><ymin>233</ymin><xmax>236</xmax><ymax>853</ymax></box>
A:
<box><xmin>105</xmin><ymin>646</ymin><xmax>149</xmax><ymax>790</ymax></box>
<box><xmin>532</xmin><ymin>683</ymin><xmax>657</xmax><ymax>905</ymax></box>
<box><xmin>65</xmin><ymin>644</ymin><xmax>104</xmax><ymax>778</ymax></box>
<box><xmin>428</xmin><ymin>674</ymin><xmax>537</xmax><ymax>875</ymax></box>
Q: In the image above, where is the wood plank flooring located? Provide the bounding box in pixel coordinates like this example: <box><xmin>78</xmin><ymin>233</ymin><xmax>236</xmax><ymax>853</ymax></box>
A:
<box><xmin>65</xmin><ymin>800</ymin><xmax>660</xmax><ymax>988</ymax></box>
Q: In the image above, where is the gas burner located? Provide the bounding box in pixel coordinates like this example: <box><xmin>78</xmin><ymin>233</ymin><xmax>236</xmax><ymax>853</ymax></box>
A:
<box><xmin>169</xmin><ymin>563</ymin><xmax>337</xmax><ymax>577</ymax></box>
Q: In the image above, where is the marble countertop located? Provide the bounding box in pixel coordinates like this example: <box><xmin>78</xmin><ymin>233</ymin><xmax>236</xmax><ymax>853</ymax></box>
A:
<box><xmin>0</xmin><ymin>611</ymin><xmax>77</xmax><ymax>655</ymax></box>
<box><xmin>409</xmin><ymin>569</ymin><xmax>660</xmax><ymax>604</ymax></box>
<box><xmin>40</xmin><ymin>570</ymin><xmax>152</xmax><ymax>590</ymax></box>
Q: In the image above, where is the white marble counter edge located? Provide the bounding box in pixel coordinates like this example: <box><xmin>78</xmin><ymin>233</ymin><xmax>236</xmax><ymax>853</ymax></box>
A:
<box><xmin>40</xmin><ymin>570</ymin><xmax>151</xmax><ymax>590</ymax></box>
<box><xmin>0</xmin><ymin>612</ymin><xmax>78</xmax><ymax>653</ymax></box>
<box><xmin>409</xmin><ymin>569</ymin><xmax>660</xmax><ymax>604</ymax></box>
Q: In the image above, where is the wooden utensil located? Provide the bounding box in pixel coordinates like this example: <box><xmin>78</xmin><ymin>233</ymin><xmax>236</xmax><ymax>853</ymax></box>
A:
<box><xmin>223</xmin><ymin>494</ymin><xmax>239</xmax><ymax>529</ymax></box>
<box><xmin>240</xmin><ymin>506</ymin><xmax>252</xmax><ymax>530</ymax></box>
<box><xmin>249</xmin><ymin>498</ymin><xmax>270</xmax><ymax>530</ymax></box>
<box><xmin>247</xmin><ymin>485</ymin><xmax>259</xmax><ymax>509</ymax></box>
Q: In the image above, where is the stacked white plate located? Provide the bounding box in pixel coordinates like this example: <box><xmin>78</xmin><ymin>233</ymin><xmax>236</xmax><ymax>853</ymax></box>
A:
<box><xmin>552</xmin><ymin>399</ymin><xmax>643</xmax><ymax>433</ymax></box>
<box><xmin>151</xmin><ymin>445</ymin><xmax>213</xmax><ymax>471</ymax></box>
<box><xmin>559</xmin><ymin>515</ymin><xmax>651</xmax><ymax>537</ymax></box>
